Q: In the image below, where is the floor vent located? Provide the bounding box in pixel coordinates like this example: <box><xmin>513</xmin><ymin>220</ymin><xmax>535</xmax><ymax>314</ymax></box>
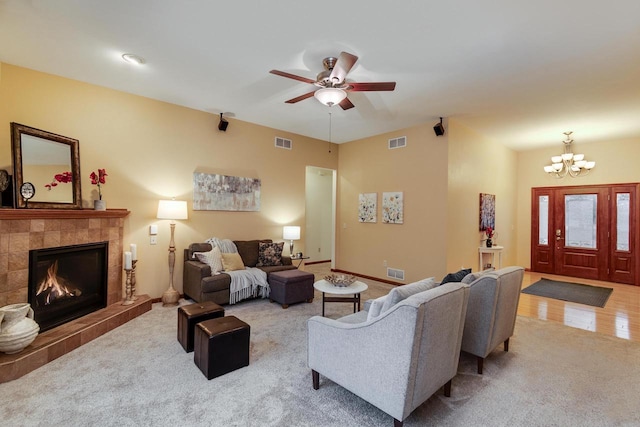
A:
<box><xmin>275</xmin><ymin>137</ymin><xmax>292</xmax><ymax>150</ymax></box>
<box><xmin>387</xmin><ymin>268</ymin><xmax>405</xmax><ymax>280</ymax></box>
<box><xmin>388</xmin><ymin>136</ymin><xmax>407</xmax><ymax>149</ymax></box>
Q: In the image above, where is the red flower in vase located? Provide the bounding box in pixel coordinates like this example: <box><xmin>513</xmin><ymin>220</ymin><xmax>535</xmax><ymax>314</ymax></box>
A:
<box><xmin>90</xmin><ymin>169</ymin><xmax>108</xmax><ymax>200</ymax></box>
<box><xmin>485</xmin><ymin>227</ymin><xmax>494</xmax><ymax>239</ymax></box>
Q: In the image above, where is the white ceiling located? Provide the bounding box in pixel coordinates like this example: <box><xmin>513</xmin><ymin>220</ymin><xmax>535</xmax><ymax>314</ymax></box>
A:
<box><xmin>1</xmin><ymin>0</ymin><xmax>639</xmax><ymax>150</ymax></box>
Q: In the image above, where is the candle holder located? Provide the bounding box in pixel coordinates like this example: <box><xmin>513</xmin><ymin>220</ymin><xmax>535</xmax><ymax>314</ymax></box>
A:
<box><xmin>122</xmin><ymin>267</ymin><xmax>135</xmax><ymax>306</ymax></box>
<box><xmin>131</xmin><ymin>259</ymin><xmax>139</xmax><ymax>300</ymax></box>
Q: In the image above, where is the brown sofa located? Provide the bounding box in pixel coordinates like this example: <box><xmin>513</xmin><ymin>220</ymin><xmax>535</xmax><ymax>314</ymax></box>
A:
<box><xmin>183</xmin><ymin>240</ymin><xmax>297</xmax><ymax>305</ymax></box>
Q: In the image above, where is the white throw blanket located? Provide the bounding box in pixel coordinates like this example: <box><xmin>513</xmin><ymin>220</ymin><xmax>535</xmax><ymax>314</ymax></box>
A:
<box><xmin>227</xmin><ymin>267</ymin><xmax>270</xmax><ymax>304</ymax></box>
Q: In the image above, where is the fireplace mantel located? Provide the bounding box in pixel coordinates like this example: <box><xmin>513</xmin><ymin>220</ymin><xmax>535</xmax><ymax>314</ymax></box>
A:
<box><xmin>0</xmin><ymin>208</ymin><xmax>129</xmax><ymax>220</ymax></box>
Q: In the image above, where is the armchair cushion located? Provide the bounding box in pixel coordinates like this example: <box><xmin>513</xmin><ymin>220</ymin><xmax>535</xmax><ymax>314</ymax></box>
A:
<box><xmin>366</xmin><ymin>295</ymin><xmax>387</xmax><ymax>321</ymax></box>
<box><xmin>380</xmin><ymin>277</ymin><xmax>436</xmax><ymax>313</ymax></box>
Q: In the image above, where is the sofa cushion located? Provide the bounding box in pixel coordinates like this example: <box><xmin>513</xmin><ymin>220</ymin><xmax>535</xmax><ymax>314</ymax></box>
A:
<box><xmin>194</xmin><ymin>246</ymin><xmax>223</xmax><ymax>275</ymax></box>
<box><xmin>381</xmin><ymin>277</ymin><xmax>437</xmax><ymax>313</ymax></box>
<box><xmin>440</xmin><ymin>268</ymin><xmax>472</xmax><ymax>285</ymax></box>
<box><xmin>256</xmin><ymin>241</ymin><xmax>284</xmax><ymax>267</ymax></box>
<box><xmin>221</xmin><ymin>252</ymin><xmax>245</xmax><ymax>272</ymax></box>
<box><xmin>234</xmin><ymin>240</ymin><xmax>271</xmax><ymax>267</ymax></box>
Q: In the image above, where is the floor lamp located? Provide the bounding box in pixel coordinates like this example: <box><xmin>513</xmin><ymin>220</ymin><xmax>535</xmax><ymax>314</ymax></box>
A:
<box><xmin>157</xmin><ymin>199</ymin><xmax>188</xmax><ymax>307</ymax></box>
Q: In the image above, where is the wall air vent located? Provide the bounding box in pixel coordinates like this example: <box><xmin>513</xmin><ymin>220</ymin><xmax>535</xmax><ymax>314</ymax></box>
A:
<box><xmin>388</xmin><ymin>136</ymin><xmax>407</xmax><ymax>149</ymax></box>
<box><xmin>387</xmin><ymin>268</ymin><xmax>405</xmax><ymax>281</ymax></box>
<box><xmin>275</xmin><ymin>137</ymin><xmax>292</xmax><ymax>150</ymax></box>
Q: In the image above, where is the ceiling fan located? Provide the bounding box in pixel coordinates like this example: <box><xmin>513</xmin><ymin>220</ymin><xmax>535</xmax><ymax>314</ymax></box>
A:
<box><xmin>269</xmin><ymin>52</ymin><xmax>396</xmax><ymax>110</ymax></box>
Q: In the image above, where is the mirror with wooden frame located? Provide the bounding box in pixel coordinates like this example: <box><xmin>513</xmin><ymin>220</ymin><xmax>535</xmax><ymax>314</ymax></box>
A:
<box><xmin>11</xmin><ymin>123</ymin><xmax>82</xmax><ymax>209</ymax></box>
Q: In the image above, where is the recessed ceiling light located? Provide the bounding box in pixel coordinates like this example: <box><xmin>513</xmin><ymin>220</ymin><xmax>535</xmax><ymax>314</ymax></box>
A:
<box><xmin>121</xmin><ymin>53</ymin><xmax>145</xmax><ymax>65</ymax></box>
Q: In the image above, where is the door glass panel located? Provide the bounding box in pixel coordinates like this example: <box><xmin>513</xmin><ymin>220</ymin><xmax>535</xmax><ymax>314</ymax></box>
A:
<box><xmin>565</xmin><ymin>194</ymin><xmax>597</xmax><ymax>248</ymax></box>
<box><xmin>616</xmin><ymin>193</ymin><xmax>630</xmax><ymax>251</ymax></box>
<box><xmin>538</xmin><ymin>195</ymin><xmax>549</xmax><ymax>245</ymax></box>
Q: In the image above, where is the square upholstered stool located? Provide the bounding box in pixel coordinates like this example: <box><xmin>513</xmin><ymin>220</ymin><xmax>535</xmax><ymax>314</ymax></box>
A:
<box><xmin>177</xmin><ymin>301</ymin><xmax>225</xmax><ymax>352</ymax></box>
<box><xmin>194</xmin><ymin>316</ymin><xmax>250</xmax><ymax>380</ymax></box>
<box><xmin>268</xmin><ymin>270</ymin><xmax>315</xmax><ymax>308</ymax></box>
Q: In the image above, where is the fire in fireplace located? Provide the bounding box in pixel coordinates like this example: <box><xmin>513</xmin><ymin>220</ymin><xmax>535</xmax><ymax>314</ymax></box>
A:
<box><xmin>28</xmin><ymin>242</ymin><xmax>109</xmax><ymax>332</ymax></box>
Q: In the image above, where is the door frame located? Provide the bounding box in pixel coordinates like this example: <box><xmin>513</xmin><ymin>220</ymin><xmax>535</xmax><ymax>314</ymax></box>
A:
<box><xmin>531</xmin><ymin>183</ymin><xmax>639</xmax><ymax>285</ymax></box>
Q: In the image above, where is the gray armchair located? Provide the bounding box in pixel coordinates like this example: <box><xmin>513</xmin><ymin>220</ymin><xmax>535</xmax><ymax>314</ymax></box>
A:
<box><xmin>460</xmin><ymin>266</ymin><xmax>525</xmax><ymax>374</ymax></box>
<box><xmin>307</xmin><ymin>282</ymin><xmax>470</xmax><ymax>427</ymax></box>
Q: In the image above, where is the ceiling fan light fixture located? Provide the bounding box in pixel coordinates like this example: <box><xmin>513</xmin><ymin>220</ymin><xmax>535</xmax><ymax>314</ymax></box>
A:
<box><xmin>314</xmin><ymin>88</ymin><xmax>347</xmax><ymax>107</ymax></box>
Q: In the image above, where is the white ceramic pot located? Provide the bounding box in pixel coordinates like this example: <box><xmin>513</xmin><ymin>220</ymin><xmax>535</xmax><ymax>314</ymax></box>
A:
<box><xmin>0</xmin><ymin>303</ymin><xmax>40</xmax><ymax>354</ymax></box>
<box><xmin>94</xmin><ymin>199</ymin><xmax>106</xmax><ymax>211</ymax></box>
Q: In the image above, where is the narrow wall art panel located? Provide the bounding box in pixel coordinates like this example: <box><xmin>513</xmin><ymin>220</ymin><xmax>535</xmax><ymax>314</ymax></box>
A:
<box><xmin>479</xmin><ymin>193</ymin><xmax>495</xmax><ymax>231</ymax></box>
<box><xmin>358</xmin><ymin>192</ymin><xmax>377</xmax><ymax>223</ymax></box>
<box><xmin>193</xmin><ymin>172</ymin><xmax>261</xmax><ymax>211</ymax></box>
<box><xmin>382</xmin><ymin>191</ymin><xmax>403</xmax><ymax>224</ymax></box>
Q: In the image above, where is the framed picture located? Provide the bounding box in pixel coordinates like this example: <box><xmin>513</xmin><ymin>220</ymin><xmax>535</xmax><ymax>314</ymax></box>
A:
<box><xmin>479</xmin><ymin>193</ymin><xmax>495</xmax><ymax>231</ymax></box>
<box><xmin>382</xmin><ymin>191</ymin><xmax>403</xmax><ymax>224</ymax></box>
<box><xmin>358</xmin><ymin>193</ymin><xmax>377</xmax><ymax>223</ymax></box>
<box><xmin>193</xmin><ymin>172</ymin><xmax>261</xmax><ymax>211</ymax></box>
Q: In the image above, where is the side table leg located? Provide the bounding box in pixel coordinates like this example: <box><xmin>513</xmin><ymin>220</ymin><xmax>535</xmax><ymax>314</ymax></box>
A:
<box><xmin>322</xmin><ymin>292</ymin><xmax>325</xmax><ymax>317</ymax></box>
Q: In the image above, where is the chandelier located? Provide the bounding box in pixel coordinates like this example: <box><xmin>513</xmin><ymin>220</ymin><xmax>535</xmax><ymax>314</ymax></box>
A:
<box><xmin>543</xmin><ymin>131</ymin><xmax>595</xmax><ymax>178</ymax></box>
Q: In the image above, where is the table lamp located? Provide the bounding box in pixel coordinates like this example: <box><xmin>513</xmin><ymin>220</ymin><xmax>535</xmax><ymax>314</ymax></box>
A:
<box><xmin>283</xmin><ymin>226</ymin><xmax>300</xmax><ymax>256</ymax></box>
<box><xmin>157</xmin><ymin>199</ymin><xmax>188</xmax><ymax>306</ymax></box>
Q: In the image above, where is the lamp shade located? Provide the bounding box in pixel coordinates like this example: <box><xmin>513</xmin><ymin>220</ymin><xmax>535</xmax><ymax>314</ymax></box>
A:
<box><xmin>283</xmin><ymin>226</ymin><xmax>301</xmax><ymax>240</ymax></box>
<box><xmin>314</xmin><ymin>88</ymin><xmax>347</xmax><ymax>106</ymax></box>
<box><xmin>157</xmin><ymin>200</ymin><xmax>188</xmax><ymax>220</ymax></box>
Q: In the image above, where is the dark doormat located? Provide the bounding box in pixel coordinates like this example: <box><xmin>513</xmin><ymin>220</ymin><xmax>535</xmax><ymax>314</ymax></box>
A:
<box><xmin>521</xmin><ymin>278</ymin><xmax>613</xmax><ymax>308</ymax></box>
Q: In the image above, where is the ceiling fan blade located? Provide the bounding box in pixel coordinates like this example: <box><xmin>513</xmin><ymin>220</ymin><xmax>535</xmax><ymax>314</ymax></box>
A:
<box><xmin>339</xmin><ymin>97</ymin><xmax>355</xmax><ymax>110</ymax></box>
<box><xmin>285</xmin><ymin>91</ymin><xmax>316</xmax><ymax>104</ymax></box>
<box><xmin>270</xmin><ymin>70</ymin><xmax>316</xmax><ymax>85</ymax></box>
<box><xmin>348</xmin><ymin>82</ymin><xmax>396</xmax><ymax>92</ymax></box>
<box><xmin>329</xmin><ymin>52</ymin><xmax>358</xmax><ymax>84</ymax></box>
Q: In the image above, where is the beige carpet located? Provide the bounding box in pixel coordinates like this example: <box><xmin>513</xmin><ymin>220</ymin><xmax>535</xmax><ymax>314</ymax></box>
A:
<box><xmin>1</xmin><ymin>267</ymin><xmax>639</xmax><ymax>426</ymax></box>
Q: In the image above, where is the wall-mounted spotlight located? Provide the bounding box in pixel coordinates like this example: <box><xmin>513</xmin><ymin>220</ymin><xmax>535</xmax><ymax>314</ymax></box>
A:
<box><xmin>218</xmin><ymin>113</ymin><xmax>229</xmax><ymax>131</ymax></box>
<box><xmin>433</xmin><ymin>117</ymin><xmax>445</xmax><ymax>136</ymax></box>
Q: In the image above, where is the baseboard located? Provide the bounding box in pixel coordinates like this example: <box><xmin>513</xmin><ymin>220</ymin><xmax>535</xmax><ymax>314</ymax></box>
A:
<box><xmin>305</xmin><ymin>259</ymin><xmax>331</xmax><ymax>265</ymax></box>
<box><xmin>331</xmin><ymin>268</ymin><xmax>402</xmax><ymax>286</ymax></box>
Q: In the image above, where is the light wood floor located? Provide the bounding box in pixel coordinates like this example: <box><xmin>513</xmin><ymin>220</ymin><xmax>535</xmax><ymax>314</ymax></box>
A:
<box><xmin>519</xmin><ymin>271</ymin><xmax>640</xmax><ymax>343</ymax></box>
<box><xmin>305</xmin><ymin>263</ymin><xmax>640</xmax><ymax>343</ymax></box>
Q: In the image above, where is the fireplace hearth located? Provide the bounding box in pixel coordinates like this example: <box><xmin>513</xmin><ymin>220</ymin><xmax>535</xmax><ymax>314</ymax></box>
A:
<box><xmin>28</xmin><ymin>242</ymin><xmax>108</xmax><ymax>332</ymax></box>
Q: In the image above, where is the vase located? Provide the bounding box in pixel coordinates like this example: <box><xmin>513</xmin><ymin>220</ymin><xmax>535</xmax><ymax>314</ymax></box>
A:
<box><xmin>486</xmin><ymin>238</ymin><xmax>493</xmax><ymax>248</ymax></box>
<box><xmin>94</xmin><ymin>199</ymin><xmax>106</xmax><ymax>211</ymax></box>
<box><xmin>0</xmin><ymin>303</ymin><xmax>40</xmax><ymax>354</ymax></box>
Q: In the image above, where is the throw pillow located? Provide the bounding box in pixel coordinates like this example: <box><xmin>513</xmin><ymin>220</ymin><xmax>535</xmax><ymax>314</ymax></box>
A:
<box><xmin>381</xmin><ymin>277</ymin><xmax>437</xmax><ymax>313</ymax></box>
<box><xmin>256</xmin><ymin>242</ymin><xmax>284</xmax><ymax>267</ymax></box>
<box><xmin>461</xmin><ymin>267</ymin><xmax>495</xmax><ymax>284</ymax></box>
<box><xmin>366</xmin><ymin>295</ymin><xmax>388</xmax><ymax>321</ymax></box>
<box><xmin>194</xmin><ymin>246</ymin><xmax>223</xmax><ymax>275</ymax></box>
<box><xmin>440</xmin><ymin>268</ymin><xmax>472</xmax><ymax>285</ymax></box>
<box><xmin>221</xmin><ymin>252</ymin><xmax>245</xmax><ymax>272</ymax></box>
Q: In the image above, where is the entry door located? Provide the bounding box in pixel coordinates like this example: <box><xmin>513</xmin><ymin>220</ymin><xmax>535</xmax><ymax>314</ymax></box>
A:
<box><xmin>531</xmin><ymin>184</ymin><xmax>638</xmax><ymax>285</ymax></box>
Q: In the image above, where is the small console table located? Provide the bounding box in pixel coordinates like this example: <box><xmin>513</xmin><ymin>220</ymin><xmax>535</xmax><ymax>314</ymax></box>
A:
<box><xmin>478</xmin><ymin>246</ymin><xmax>504</xmax><ymax>271</ymax></box>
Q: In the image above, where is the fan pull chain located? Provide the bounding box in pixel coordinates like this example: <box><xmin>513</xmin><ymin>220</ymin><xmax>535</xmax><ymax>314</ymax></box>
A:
<box><xmin>328</xmin><ymin>112</ymin><xmax>332</xmax><ymax>153</ymax></box>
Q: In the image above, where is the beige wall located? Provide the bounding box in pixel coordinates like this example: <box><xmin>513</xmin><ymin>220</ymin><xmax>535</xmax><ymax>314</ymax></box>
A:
<box><xmin>305</xmin><ymin>166</ymin><xmax>334</xmax><ymax>262</ymax></box>
<box><xmin>447</xmin><ymin>119</ymin><xmax>519</xmax><ymax>273</ymax></box>
<box><xmin>516</xmin><ymin>137</ymin><xmax>640</xmax><ymax>268</ymax></box>
<box><xmin>336</xmin><ymin>122</ymin><xmax>449</xmax><ymax>283</ymax></box>
<box><xmin>0</xmin><ymin>63</ymin><xmax>338</xmax><ymax>299</ymax></box>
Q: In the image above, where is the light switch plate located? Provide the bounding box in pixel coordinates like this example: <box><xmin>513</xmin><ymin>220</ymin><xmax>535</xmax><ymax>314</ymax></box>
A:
<box><xmin>149</xmin><ymin>224</ymin><xmax>158</xmax><ymax>235</ymax></box>
<box><xmin>150</xmin><ymin>236</ymin><xmax>157</xmax><ymax>245</ymax></box>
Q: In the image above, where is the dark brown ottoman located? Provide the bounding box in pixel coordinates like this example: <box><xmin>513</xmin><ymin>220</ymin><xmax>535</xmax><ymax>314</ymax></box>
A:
<box><xmin>268</xmin><ymin>270</ymin><xmax>315</xmax><ymax>308</ymax></box>
<box><xmin>194</xmin><ymin>316</ymin><xmax>250</xmax><ymax>380</ymax></box>
<box><xmin>177</xmin><ymin>301</ymin><xmax>224</xmax><ymax>352</ymax></box>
